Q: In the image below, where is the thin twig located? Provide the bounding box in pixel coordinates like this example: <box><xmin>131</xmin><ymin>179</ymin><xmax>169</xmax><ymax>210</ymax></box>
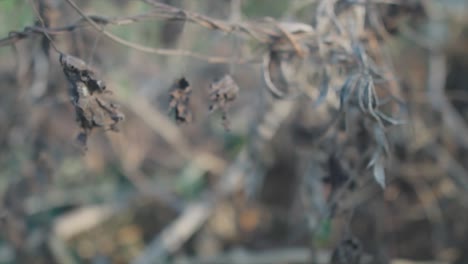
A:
<box><xmin>28</xmin><ymin>0</ymin><xmax>62</xmax><ymax>54</ymax></box>
<box><xmin>63</xmin><ymin>0</ymin><xmax>252</xmax><ymax>64</ymax></box>
<box><xmin>0</xmin><ymin>13</ymin><xmax>158</xmax><ymax>47</ymax></box>
<box><xmin>1</xmin><ymin>0</ymin><xmax>317</xmax><ymax>63</ymax></box>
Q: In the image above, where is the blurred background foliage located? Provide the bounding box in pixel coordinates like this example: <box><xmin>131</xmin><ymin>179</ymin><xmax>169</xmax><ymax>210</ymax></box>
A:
<box><xmin>1</xmin><ymin>0</ymin><xmax>468</xmax><ymax>264</ymax></box>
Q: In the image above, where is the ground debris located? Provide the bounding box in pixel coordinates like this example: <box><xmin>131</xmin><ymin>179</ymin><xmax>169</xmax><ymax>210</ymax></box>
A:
<box><xmin>208</xmin><ymin>75</ymin><xmax>239</xmax><ymax>131</ymax></box>
<box><xmin>168</xmin><ymin>77</ymin><xmax>193</xmax><ymax>124</ymax></box>
<box><xmin>59</xmin><ymin>54</ymin><xmax>124</xmax><ymax>151</ymax></box>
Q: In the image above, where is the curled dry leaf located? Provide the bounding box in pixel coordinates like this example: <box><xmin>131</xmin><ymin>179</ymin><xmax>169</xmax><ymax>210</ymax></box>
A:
<box><xmin>208</xmin><ymin>75</ymin><xmax>239</xmax><ymax>131</ymax></box>
<box><xmin>60</xmin><ymin>54</ymin><xmax>107</xmax><ymax>95</ymax></box>
<box><xmin>60</xmin><ymin>54</ymin><xmax>124</xmax><ymax>150</ymax></box>
<box><xmin>168</xmin><ymin>77</ymin><xmax>193</xmax><ymax>124</ymax></box>
<box><xmin>260</xmin><ymin>21</ymin><xmax>315</xmax><ymax>100</ymax></box>
<box><xmin>262</xmin><ymin>51</ymin><xmax>290</xmax><ymax>99</ymax></box>
<box><xmin>372</xmin><ymin>158</ymin><xmax>386</xmax><ymax>189</ymax></box>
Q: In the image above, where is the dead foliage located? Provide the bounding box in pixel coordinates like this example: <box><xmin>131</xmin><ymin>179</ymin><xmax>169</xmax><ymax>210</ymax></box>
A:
<box><xmin>168</xmin><ymin>77</ymin><xmax>193</xmax><ymax>124</ymax></box>
<box><xmin>60</xmin><ymin>54</ymin><xmax>124</xmax><ymax>150</ymax></box>
<box><xmin>2</xmin><ymin>0</ymin><xmax>468</xmax><ymax>263</ymax></box>
<box><xmin>208</xmin><ymin>74</ymin><xmax>239</xmax><ymax>131</ymax></box>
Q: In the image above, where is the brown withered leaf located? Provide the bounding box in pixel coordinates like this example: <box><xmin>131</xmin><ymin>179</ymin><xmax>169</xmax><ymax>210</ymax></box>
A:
<box><xmin>60</xmin><ymin>54</ymin><xmax>107</xmax><ymax>95</ymax></box>
<box><xmin>169</xmin><ymin>77</ymin><xmax>193</xmax><ymax>124</ymax></box>
<box><xmin>208</xmin><ymin>75</ymin><xmax>239</xmax><ymax>131</ymax></box>
<box><xmin>60</xmin><ymin>54</ymin><xmax>124</xmax><ymax>151</ymax></box>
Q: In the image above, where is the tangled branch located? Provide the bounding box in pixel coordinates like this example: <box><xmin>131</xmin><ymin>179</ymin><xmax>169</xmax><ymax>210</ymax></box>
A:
<box><xmin>0</xmin><ymin>0</ymin><xmax>316</xmax><ymax>64</ymax></box>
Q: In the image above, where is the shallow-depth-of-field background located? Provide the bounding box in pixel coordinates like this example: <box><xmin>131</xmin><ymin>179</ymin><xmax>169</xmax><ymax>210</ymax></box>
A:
<box><xmin>1</xmin><ymin>0</ymin><xmax>468</xmax><ymax>263</ymax></box>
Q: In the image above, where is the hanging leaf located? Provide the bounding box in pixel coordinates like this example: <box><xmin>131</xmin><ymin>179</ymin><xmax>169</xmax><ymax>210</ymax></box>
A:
<box><xmin>357</xmin><ymin>77</ymin><xmax>367</xmax><ymax>113</ymax></box>
<box><xmin>373</xmin><ymin>124</ymin><xmax>390</xmax><ymax>156</ymax></box>
<box><xmin>372</xmin><ymin>158</ymin><xmax>386</xmax><ymax>189</ymax></box>
<box><xmin>208</xmin><ymin>75</ymin><xmax>240</xmax><ymax>131</ymax></box>
<box><xmin>376</xmin><ymin>110</ymin><xmax>407</xmax><ymax>126</ymax></box>
<box><xmin>367</xmin><ymin>149</ymin><xmax>380</xmax><ymax>169</ymax></box>
<box><xmin>59</xmin><ymin>54</ymin><xmax>124</xmax><ymax>151</ymax></box>
<box><xmin>168</xmin><ymin>77</ymin><xmax>193</xmax><ymax>124</ymax></box>
<box><xmin>339</xmin><ymin>74</ymin><xmax>358</xmax><ymax>110</ymax></box>
<box><xmin>262</xmin><ymin>51</ymin><xmax>289</xmax><ymax>98</ymax></box>
<box><xmin>367</xmin><ymin>149</ymin><xmax>386</xmax><ymax>189</ymax></box>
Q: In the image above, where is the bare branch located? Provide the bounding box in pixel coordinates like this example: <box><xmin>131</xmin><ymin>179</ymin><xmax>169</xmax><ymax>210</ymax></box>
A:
<box><xmin>0</xmin><ymin>0</ymin><xmax>317</xmax><ymax>63</ymax></box>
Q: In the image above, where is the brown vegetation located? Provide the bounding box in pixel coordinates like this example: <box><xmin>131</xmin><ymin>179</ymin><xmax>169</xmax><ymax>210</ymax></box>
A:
<box><xmin>0</xmin><ymin>0</ymin><xmax>468</xmax><ymax>264</ymax></box>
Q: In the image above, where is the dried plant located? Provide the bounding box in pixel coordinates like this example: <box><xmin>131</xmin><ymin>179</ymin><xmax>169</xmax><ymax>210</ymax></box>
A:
<box><xmin>208</xmin><ymin>74</ymin><xmax>239</xmax><ymax>130</ymax></box>
<box><xmin>60</xmin><ymin>54</ymin><xmax>124</xmax><ymax>150</ymax></box>
<box><xmin>168</xmin><ymin>77</ymin><xmax>193</xmax><ymax>124</ymax></box>
<box><xmin>2</xmin><ymin>0</ymin><xmax>468</xmax><ymax>263</ymax></box>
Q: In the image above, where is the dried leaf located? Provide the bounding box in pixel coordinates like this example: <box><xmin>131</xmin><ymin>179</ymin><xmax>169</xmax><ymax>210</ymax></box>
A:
<box><xmin>372</xmin><ymin>158</ymin><xmax>386</xmax><ymax>189</ymax></box>
<box><xmin>373</xmin><ymin>124</ymin><xmax>390</xmax><ymax>156</ymax></box>
<box><xmin>60</xmin><ymin>54</ymin><xmax>124</xmax><ymax>151</ymax></box>
<box><xmin>263</xmin><ymin>51</ymin><xmax>289</xmax><ymax>98</ymax></box>
<box><xmin>60</xmin><ymin>54</ymin><xmax>107</xmax><ymax>95</ymax></box>
<box><xmin>169</xmin><ymin>77</ymin><xmax>193</xmax><ymax>124</ymax></box>
<box><xmin>366</xmin><ymin>149</ymin><xmax>386</xmax><ymax>189</ymax></box>
<box><xmin>376</xmin><ymin>110</ymin><xmax>407</xmax><ymax>126</ymax></box>
<box><xmin>357</xmin><ymin>77</ymin><xmax>367</xmax><ymax>113</ymax></box>
<box><xmin>366</xmin><ymin>149</ymin><xmax>380</xmax><ymax>169</ymax></box>
<box><xmin>208</xmin><ymin>75</ymin><xmax>239</xmax><ymax>131</ymax></box>
<box><xmin>339</xmin><ymin>75</ymin><xmax>358</xmax><ymax>109</ymax></box>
